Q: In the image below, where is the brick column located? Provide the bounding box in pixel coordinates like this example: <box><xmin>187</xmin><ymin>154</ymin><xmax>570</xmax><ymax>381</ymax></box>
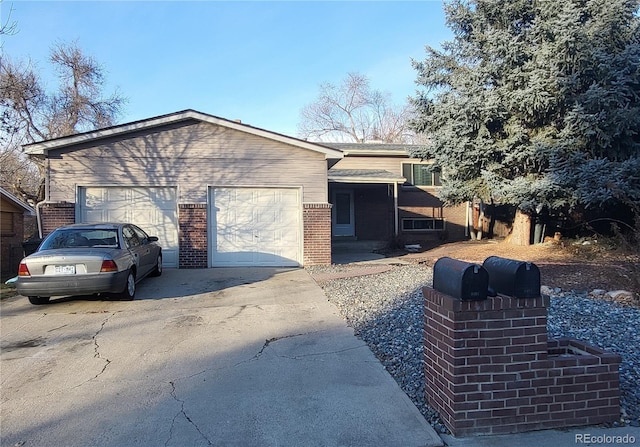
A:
<box><xmin>423</xmin><ymin>287</ymin><xmax>621</xmax><ymax>436</ymax></box>
<box><xmin>178</xmin><ymin>204</ymin><xmax>207</xmax><ymax>268</ymax></box>
<box><xmin>39</xmin><ymin>202</ymin><xmax>75</xmax><ymax>236</ymax></box>
<box><xmin>303</xmin><ymin>203</ymin><xmax>332</xmax><ymax>266</ymax></box>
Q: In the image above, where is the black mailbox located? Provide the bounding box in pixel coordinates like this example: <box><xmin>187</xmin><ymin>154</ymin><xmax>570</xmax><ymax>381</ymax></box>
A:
<box><xmin>433</xmin><ymin>257</ymin><xmax>489</xmax><ymax>301</ymax></box>
<box><xmin>482</xmin><ymin>256</ymin><xmax>541</xmax><ymax>298</ymax></box>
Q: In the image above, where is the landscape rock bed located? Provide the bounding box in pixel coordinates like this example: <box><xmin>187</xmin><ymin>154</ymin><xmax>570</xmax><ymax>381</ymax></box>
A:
<box><xmin>307</xmin><ymin>264</ymin><xmax>640</xmax><ymax>432</ymax></box>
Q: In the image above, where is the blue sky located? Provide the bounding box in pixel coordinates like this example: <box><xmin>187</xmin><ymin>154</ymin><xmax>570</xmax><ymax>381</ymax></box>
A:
<box><xmin>1</xmin><ymin>1</ymin><xmax>451</xmax><ymax>138</ymax></box>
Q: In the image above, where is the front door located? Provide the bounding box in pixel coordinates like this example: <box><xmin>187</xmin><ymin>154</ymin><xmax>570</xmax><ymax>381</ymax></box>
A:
<box><xmin>332</xmin><ymin>189</ymin><xmax>355</xmax><ymax>237</ymax></box>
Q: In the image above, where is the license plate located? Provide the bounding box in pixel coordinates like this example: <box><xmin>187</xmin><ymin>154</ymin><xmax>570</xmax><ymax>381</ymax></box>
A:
<box><xmin>55</xmin><ymin>265</ymin><xmax>76</xmax><ymax>275</ymax></box>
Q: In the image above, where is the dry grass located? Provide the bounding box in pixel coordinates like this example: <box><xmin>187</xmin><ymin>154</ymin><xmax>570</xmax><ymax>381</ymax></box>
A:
<box><xmin>400</xmin><ymin>238</ymin><xmax>639</xmax><ymax>307</ymax></box>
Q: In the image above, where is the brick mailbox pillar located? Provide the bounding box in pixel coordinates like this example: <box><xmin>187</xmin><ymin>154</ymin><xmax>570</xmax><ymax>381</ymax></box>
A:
<box><xmin>423</xmin><ymin>268</ymin><xmax>621</xmax><ymax>436</ymax></box>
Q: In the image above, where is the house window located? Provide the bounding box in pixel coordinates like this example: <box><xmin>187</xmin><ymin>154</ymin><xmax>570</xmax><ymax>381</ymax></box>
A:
<box><xmin>402</xmin><ymin>163</ymin><xmax>441</xmax><ymax>187</ymax></box>
<box><xmin>402</xmin><ymin>218</ymin><xmax>445</xmax><ymax>232</ymax></box>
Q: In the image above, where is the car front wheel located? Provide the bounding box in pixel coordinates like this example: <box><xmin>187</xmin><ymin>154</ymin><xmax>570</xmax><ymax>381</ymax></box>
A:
<box><xmin>28</xmin><ymin>296</ymin><xmax>50</xmax><ymax>305</ymax></box>
<box><xmin>119</xmin><ymin>270</ymin><xmax>136</xmax><ymax>300</ymax></box>
<box><xmin>150</xmin><ymin>254</ymin><xmax>162</xmax><ymax>277</ymax></box>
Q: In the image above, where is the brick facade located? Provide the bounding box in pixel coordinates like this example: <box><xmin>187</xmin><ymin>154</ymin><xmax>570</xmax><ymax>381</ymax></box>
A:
<box><xmin>178</xmin><ymin>204</ymin><xmax>208</xmax><ymax>268</ymax></box>
<box><xmin>39</xmin><ymin>202</ymin><xmax>75</xmax><ymax>237</ymax></box>
<box><xmin>423</xmin><ymin>287</ymin><xmax>621</xmax><ymax>436</ymax></box>
<box><xmin>303</xmin><ymin>203</ymin><xmax>332</xmax><ymax>266</ymax></box>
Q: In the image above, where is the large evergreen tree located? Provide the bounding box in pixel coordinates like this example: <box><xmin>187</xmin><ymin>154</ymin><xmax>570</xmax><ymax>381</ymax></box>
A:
<box><xmin>411</xmin><ymin>0</ymin><xmax>640</xmax><ymax>224</ymax></box>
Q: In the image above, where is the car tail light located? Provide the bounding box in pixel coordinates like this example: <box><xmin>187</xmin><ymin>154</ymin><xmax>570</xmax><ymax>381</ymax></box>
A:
<box><xmin>100</xmin><ymin>260</ymin><xmax>118</xmax><ymax>272</ymax></box>
<box><xmin>18</xmin><ymin>263</ymin><xmax>31</xmax><ymax>277</ymax></box>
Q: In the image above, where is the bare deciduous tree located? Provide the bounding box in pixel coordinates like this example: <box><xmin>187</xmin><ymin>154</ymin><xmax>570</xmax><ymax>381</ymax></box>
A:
<box><xmin>0</xmin><ymin>2</ymin><xmax>18</xmax><ymax>38</ymax></box>
<box><xmin>48</xmin><ymin>44</ymin><xmax>125</xmax><ymax>137</ymax></box>
<box><xmin>298</xmin><ymin>72</ymin><xmax>415</xmax><ymax>143</ymax></box>
<box><xmin>1</xmin><ymin>42</ymin><xmax>126</xmax><ymax>202</ymax></box>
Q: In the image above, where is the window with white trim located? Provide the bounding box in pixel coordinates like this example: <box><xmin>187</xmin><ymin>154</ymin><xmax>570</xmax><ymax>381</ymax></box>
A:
<box><xmin>402</xmin><ymin>163</ymin><xmax>441</xmax><ymax>187</ymax></box>
<box><xmin>402</xmin><ymin>218</ymin><xmax>445</xmax><ymax>231</ymax></box>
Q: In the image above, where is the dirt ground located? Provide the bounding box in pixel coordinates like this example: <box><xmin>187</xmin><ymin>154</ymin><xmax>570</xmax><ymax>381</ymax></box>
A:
<box><xmin>398</xmin><ymin>238</ymin><xmax>639</xmax><ymax>307</ymax></box>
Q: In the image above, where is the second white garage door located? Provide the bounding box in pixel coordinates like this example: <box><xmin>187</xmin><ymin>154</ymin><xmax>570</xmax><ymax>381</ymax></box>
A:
<box><xmin>210</xmin><ymin>187</ymin><xmax>302</xmax><ymax>267</ymax></box>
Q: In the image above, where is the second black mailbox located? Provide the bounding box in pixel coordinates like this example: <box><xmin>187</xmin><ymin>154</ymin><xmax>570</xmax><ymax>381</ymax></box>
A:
<box><xmin>482</xmin><ymin>256</ymin><xmax>541</xmax><ymax>298</ymax></box>
<box><xmin>433</xmin><ymin>257</ymin><xmax>489</xmax><ymax>301</ymax></box>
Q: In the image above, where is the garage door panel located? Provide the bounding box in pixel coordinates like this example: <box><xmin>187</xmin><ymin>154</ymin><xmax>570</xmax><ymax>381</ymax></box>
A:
<box><xmin>217</xmin><ymin>231</ymin><xmax>253</xmax><ymax>253</ymax></box>
<box><xmin>211</xmin><ymin>187</ymin><xmax>301</xmax><ymax>267</ymax></box>
<box><xmin>79</xmin><ymin>187</ymin><xmax>178</xmax><ymax>268</ymax></box>
<box><xmin>277</xmin><ymin>210</ymin><xmax>299</xmax><ymax>227</ymax></box>
<box><xmin>84</xmin><ymin>209</ymin><xmax>107</xmax><ymax>222</ymax></box>
<box><xmin>106</xmin><ymin>188</ymin><xmax>130</xmax><ymax>205</ymax></box>
<box><xmin>217</xmin><ymin>252</ymin><xmax>254</xmax><ymax>265</ymax></box>
<box><xmin>256</xmin><ymin>251</ymin><xmax>287</xmax><ymax>263</ymax></box>
<box><xmin>152</xmin><ymin>213</ymin><xmax>179</xmax><ymax>245</ymax></box>
<box><xmin>238</xmin><ymin>189</ymin><xmax>255</xmax><ymax>203</ymax></box>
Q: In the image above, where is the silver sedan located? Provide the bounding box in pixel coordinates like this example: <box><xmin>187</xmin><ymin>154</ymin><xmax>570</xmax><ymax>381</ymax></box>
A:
<box><xmin>16</xmin><ymin>223</ymin><xmax>163</xmax><ymax>304</ymax></box>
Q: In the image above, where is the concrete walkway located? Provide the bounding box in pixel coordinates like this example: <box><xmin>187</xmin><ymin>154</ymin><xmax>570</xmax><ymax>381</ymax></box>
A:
<box><xmin>0</xmin><ymin>268</ymin><xmax>442</xmax><ymax>447</ymax></box>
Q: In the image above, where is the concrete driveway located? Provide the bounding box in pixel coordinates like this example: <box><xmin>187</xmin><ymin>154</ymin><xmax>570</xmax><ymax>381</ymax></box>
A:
<box><xmin>1</xmin><ymin>268</ymin><xmax>442</xmax><ymax>447</ymax></box>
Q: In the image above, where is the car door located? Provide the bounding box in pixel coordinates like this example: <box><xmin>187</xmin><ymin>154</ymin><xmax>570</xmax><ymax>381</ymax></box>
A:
<box><xmin>122</xmin><ymin>225</ymin><xmax>148</xmax><ymax>277</ymax></box>
<box><xmin>131</xmin><ymin>225</ymin><xmax>157</xmax><ymax>276</ymax></box>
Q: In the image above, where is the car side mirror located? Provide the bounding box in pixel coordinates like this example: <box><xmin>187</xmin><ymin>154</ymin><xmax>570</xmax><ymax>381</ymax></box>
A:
<box><xmin>148</xmin><ymin>236</ymin><xmax>159</xmax><ymax>243</ymax></box>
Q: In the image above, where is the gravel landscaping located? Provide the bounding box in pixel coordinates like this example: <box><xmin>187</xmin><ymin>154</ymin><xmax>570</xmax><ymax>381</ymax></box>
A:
<box><xmin>307</xmin><ymin>263</ymin><xmax>640</xmax><ymax>432</ymax></box>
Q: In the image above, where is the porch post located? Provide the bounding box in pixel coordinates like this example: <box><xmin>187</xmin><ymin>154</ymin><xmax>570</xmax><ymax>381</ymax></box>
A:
<box><xmin>393</xmin><ymin>182</ymin><xmax>399</xmax><ymax>237</ymax></box>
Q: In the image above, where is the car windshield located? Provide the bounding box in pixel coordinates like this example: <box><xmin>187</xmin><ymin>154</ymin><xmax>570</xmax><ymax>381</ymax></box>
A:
<box><xmin>40</xmin><ymin>229</ymin><xmax>120</xmax><ymax>250</ymax></box>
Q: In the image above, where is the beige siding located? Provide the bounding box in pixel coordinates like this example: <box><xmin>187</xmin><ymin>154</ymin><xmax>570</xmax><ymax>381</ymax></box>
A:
<box><xmin>48</xmin><ymin>121</ymin><xmax>328</xmax><ymax>204</ymax></box>
<box><xmin>332</xmin><ymin>156</ymin><xmax>405</xmax><ymax>174</ymax></box>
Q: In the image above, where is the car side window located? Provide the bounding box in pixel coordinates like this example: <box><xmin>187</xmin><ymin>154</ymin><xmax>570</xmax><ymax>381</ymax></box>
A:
<box><xmin>123</xmin><ymin>226</ymin><xmax>141</xmax><ymax>248</ymax></box>
<box><xmin>131</xmin><ymin>225</ymin><xmax>149</xmax><ymax>244</ymax></box>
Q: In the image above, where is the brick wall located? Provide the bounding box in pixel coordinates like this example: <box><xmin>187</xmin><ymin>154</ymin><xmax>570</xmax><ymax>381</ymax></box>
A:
<box><xmin>178</xmin><ymin>204</ymin><xmax>208</xmax><ymax>268</ymax></box>
<box><xmin>423</xmin><ymin>287</ymin><xmax>621</xmax><ymax>436</ymax></box>
<box><xmin>303</xmin><ymin>203</ymin><xmax>332</xmax><ymax>266</ymax></box>
<box><xmin>40</xmin><ymin>202</ymin><xmax>76</xmax><ymax>237</ymax></box>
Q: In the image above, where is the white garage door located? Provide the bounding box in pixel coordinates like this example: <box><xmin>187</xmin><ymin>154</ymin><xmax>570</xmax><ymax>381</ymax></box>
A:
<box><xmin>210</xmin><ymin>187</ymin><xmax>301</xmax><ymax>267</ymax></box>
<box><xmin>78</xmin><ymin>186</ymin><xmax>178</xmax><ymax>267</ymax></box>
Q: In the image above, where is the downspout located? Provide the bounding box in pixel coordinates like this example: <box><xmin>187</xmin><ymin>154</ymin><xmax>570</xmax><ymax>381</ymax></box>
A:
<box><xmin>465</xmin><ymin>201</ymin><xmax>470</xmax><ymax>238</ymax></box>
<box><xmin>35</xmin><ymin>156</ymin><xmax>52</xmax><ymax>239</ymax></box>
<box><xmin>35</xmin><ymin>201</ymin><xmax>56</xmax><ymax>239</ymax></box>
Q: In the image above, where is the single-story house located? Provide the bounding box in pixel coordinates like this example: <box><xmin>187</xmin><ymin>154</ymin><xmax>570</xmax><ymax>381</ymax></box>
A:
<box><xmin>23</xmin><ymin>110</ymin><xmax>468</xmax><ymax>268</ymax></box>
<box><xmin>1</xmin><ymin>187</ymin><xmax>35</xmax><ymax>277</ymax></box>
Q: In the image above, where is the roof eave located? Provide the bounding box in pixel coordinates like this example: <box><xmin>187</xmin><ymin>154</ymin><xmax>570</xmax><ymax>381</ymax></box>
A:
<box><xmin>0</xmin><ymin>187</ymin><xmax>35</xmax><ymax>214</ymax></box>
<box><xmin>328</xmin><ymin>176</ymin><xmax>406</xmax><ymax>184</ymax></box>
<box><xmin>342</xmin><ymin>149</ymin><xmax>409</xmax><ymax>157</ymax></box>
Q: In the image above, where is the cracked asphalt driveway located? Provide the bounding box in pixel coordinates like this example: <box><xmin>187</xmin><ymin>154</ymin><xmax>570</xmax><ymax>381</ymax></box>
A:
<box><xmin>0</xmin><ymin>268</ymin><xmax>441</xmax><ymax>447</ymax></box>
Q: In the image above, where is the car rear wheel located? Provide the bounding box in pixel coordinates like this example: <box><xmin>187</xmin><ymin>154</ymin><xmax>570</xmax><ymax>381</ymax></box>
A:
<box><xmin>150</xmin><ymin>254</ymin><xmax>162</xmax><ymax>277</ymax></box>
<box><xmin>119</xmin><ymin>270</ymin><xmax>136</xmax><ymax>300</ymax></box>
<box><xmin>28</xmin><ymin>296</ymin><xmax>50</xmax><ymax>305</ymax></box>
